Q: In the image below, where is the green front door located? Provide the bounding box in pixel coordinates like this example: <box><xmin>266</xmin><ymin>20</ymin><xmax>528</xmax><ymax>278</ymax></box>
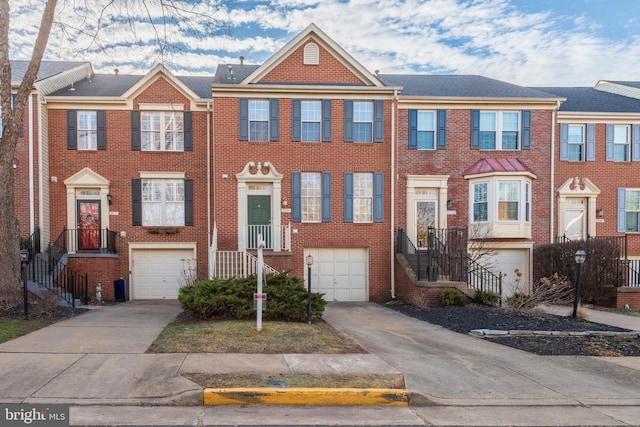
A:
<box><xmin>248</xmin><ymin>195</ymin><xmax>271</xmax><ymax>248</ymax></box>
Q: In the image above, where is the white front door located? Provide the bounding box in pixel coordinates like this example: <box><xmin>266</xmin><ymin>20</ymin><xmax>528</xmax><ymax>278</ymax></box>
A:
<box><xmin>414</xmin><ymin>196</ymin><xmax>438</xmax><ymax>249</ymax></box>
<box><xmin>563</xmin><ymin>199</ymin><xmax>586</xmax><ymax>240</ymax></box>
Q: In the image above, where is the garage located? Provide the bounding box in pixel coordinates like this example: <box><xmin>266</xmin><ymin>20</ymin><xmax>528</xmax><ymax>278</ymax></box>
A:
<box><xmin>304</xmin><ymin>248</ymin><xmax>368</xmax><ymax>301</ymax></box>
<box><xmin>130</xmin><ymin>247</ymin><xmax>196</xmax><ymax>299</ymax></box>
<box><xmin>482</xmin><ymin>248</ymin><xmax>531</xmax><ymax>298</ymax></box>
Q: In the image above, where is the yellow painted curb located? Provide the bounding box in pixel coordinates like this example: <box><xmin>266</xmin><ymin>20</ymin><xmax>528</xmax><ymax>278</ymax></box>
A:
<box><xmin>203</xmin><ymin>387</ymin><xmax>409</xmax><ymax>406</ymax></box>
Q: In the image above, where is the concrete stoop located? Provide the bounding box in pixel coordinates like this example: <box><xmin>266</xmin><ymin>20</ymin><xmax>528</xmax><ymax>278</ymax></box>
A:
<box><xmin>203</xmin><ymin>387</ymin><xmax>410</xmax><ymax>406</ymax></box>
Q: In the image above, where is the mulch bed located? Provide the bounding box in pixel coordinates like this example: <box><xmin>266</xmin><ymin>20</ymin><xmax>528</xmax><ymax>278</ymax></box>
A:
<box><xmin>387</xmin><ymin>302</ymin><xmax>640</xmax><ymax>357</ymax></box>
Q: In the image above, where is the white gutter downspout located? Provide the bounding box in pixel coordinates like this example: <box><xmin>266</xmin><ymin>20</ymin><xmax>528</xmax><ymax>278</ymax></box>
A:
<box><xmin>390</xmin><ymin>89</ymin><xmax>398</xmax><ymax>299</ymax></box>
<box><xmin>28</xmin><ymin>94</ymin><xmax>34</xmax><ymax>234</ymax></box>
<box><xmin>550</xmin><ymin>103</ymin><xmax>558</xmax><ymax>243</ymax></box>
<box><xmin>207</xmin><ymin>100</ymin><xmax>213</xmax><ymax>279</ymax></box>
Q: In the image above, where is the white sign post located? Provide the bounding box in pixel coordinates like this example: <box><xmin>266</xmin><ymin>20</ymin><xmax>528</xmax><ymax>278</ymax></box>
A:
<box><xmin>256</xmin><ymin>234</ymin><xmax>265</xmax><ymax>332</ymax></box>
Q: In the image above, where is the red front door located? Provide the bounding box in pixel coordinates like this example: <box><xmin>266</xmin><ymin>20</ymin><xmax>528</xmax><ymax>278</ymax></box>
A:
<box><xmin>78</xmin><ymin>201</ymin><xmax>100</xmax><ymax>250</ymax></box>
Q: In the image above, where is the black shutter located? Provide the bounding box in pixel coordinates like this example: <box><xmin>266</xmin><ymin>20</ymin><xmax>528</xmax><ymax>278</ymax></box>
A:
<box><xmin>132</xmin><ymin>179</ymin><xmax>142</xmax><ymax>226</ymax></box>
<box><xmin>97</xmin><ymin>110</ymin><xmax>106</xmax><ymax>150</ymax></box>
<box><xmin>437</xmin><ymin>109</ymin><xmax>447</xmax><ymax>150</ymax></box>
<box><xmin>184</xmin><ymin>111</ymin><xmax>193</xmax><ymax>151</ymax></box>
<box><xmin>269</xmin><ymin>98</ymin><xmax>279</xmax><ymax>141</ymax></box>
<box><xmin>131</xmin><ymin>111</ymin><xmax>141</xmax><ymax>150</ymax></box>
<box><xmin>184</xmin><ymin>179</ymin><xmax>194</xmax><ymax>226</ymax></box>
<box><xmin>67</xmin><ymin>110</ymin><xmax>77</xmax><ymax>150</ymax></box>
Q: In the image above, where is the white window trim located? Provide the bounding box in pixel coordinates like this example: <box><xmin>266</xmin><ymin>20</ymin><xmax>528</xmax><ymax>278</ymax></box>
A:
<box><xmin>77</xmin><ymin>110</ymin><xmax>97</xmax><ymax>151</ymax></box>
<box><xmin>480</xmin><ymin>111</ymin><xmax>520</xmax><ymax>151</ymax></box>
<box><xmin>301</xmin><ymin>100</ymin><xmax>321</xmax><ymax>143</ymax></box>
<box><xmin>353</xmin><ymin>101</ymin><xmax>373</xmax><ymax>143</ymax></box>
<box><xmin>567</xmin><ymin>124</ymin><xmax>585</xmax><ymax>162</ymax></box>
<box><xmin>249</xmin><ymin>99</ymin><xmax>269</xmax><ymax>142</ymax></box>
<box><xmin>613</xmin><ymin>124</ymin><xmax>630</xmax><ymax>162</ymax></box>
<box><xmin>417</xmin><ymin>110</ymin><xmax>436</xmax><ymax>151</ymax></box>
<box><xmin>301</xmin><ymin>172</ymin><xmax>322</xmax><ymax>223</ymax></box>
<box><xmin>471</xmin><ymin>181</ymin><xmax>490</xmax><ymax>224</ymax></box>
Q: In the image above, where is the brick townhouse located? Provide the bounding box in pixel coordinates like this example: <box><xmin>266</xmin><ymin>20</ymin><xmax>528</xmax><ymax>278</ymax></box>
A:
<box><xmin>210</xmin><ymin>24</ymin><xmax>396</xmax><ymax>302</ymax></box>
<box><xmin>537</xmin><ymin>83</ymin><xmax>640</xmax><ymax>306</ymax></box>
<box><xmin>43</xmin><ymin>65</ymin><xmax>215</xmax><ymax>300</ymax></box>
<box><xmin>10</xmin><ymin>24</ymin><xmax>640</xmax><ymax>306</ymax></box>
<box><xmin>379</xmin><ymin>74</ymin><xmax>562</xmax><ymax>301</ymax></box>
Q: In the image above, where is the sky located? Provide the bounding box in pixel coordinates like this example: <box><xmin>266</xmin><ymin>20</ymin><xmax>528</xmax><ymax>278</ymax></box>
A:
<box><xmin>8</xmin><ymin>0</ymin><xmax>640</xmax><ymax>87</ymax></box>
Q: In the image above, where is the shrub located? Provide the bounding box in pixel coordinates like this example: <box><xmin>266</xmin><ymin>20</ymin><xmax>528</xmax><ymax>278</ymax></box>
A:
<box><xmin>473</xmin><ymin>290</ymin><xmax>500</xmax><ymax>306</ymax></box>
<box><xmin>440</xmin><ymin>289</ymin><xmax>466</xmax><ymax>306</ymax></box>
<box><xmin>178</xmin><ymin>272</ymin><xmax>327</xmax><ymax>321</ymax></box>
<box><xmin>504</xmin><ymin>292</ymin><xmax>537</xmax><ymax>312</ymax></box>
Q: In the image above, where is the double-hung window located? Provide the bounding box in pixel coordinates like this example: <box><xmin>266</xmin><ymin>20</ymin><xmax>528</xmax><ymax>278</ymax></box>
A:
<box><xmin>417</xmin><ymin>111</ymin><xmax>435</xmax><ymax>150</ymax></box>
<box><xmin>613</xmin><ymin>125</ymin><xmax>630</xmax><ymax>162</ymax></box>
<box><xmin>249</xmin><ymin>100</ymin><xmax>269</xmax><ymax>142</ymax></box>
<box><xmin>472</xmin><ymin>182</ymin><xmax>489</xmax><ymax>222</ymax></box>
<box><xmin>77</xmin><ymin>111</ymin><xmax>98</xmax><ymax>150</ymax></box>
<box><xmin>353</xmin><ymin>173</ymin><xmax>373</xmax><ymax>222</ymax></box>
<box><xmin>353</xmin><ymin>102</ymin><xmax>373</xmax><ymax>143</ymax></box>
<box><xmin>301</xmin><ymin>172</ymin><xmax>321</xmax><ymax>222</ymax></box>
<box><xmin>344</xmin><ymin>172</ymin><xmax>383</xmax><ymax>223</ymax></box>
<box><xmin>498</xmin><ymin>181</ymin><xmax>520</xmax><ymax>221</ymax></box>
<box><xmin>619</xmin><ymin>189</ymin><xmax>640</xmax><ymax>232</ymax></box>
<box><xmin>142</xmin><ymin>178</ymin><xmax>185</xmax><ymax>226</ymax></box>
<box><xmin>68</xmin><ymin>110</ymin><xmax>106</xmax><ymax>150</ymax></box>
<box><xmin>478</xmin><ymin>111</ymin><xmax>520</xmax><ymax>150</ymax></box>
<box><xmin>141</xmin><ymin>111</ymin><xmax>184</xmax><ymax>151</ymax></box>
<box><xmin>292</xmin><ymin>172</ymin><xmax>331</xmax><ymax>222</ymax></box>
<box><xmin>301</xmin><ymin>101</ymin><xmax>321</xmax><ymax>142</ymax></box>
<box><xmin>567</xmin><ymin>125</ymin><xmax>585</xmax><ymax>161</ymax></box>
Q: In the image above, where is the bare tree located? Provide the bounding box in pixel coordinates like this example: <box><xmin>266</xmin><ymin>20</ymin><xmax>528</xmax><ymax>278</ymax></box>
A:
<box><xmin>0</xmin><ymin>0</ymin><xmax>222</xmax><ymax>309</ymax></box>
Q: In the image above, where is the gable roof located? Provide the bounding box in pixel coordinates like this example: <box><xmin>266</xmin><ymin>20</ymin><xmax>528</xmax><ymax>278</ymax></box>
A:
<box><xmin>10</xmin><ymin>60</ymin><xmax>90</xmax><ymax>86</ymax></box>
<box><xmin>379</xmin><ymin>74</ymin><xmax>562</xmax><ymax>100</ymax></box>
<box><xmin>47</xmin><ymin>65</ymin><xmax>216</xmax><ymax>100</ymax></box>
<box><xmin>213</xmin><ymin>64</ymin><xmax>260</xmax><ymax>84</ymax></box>
<box><xmin>462</xmin><ymin>158</ymin><xmax>537</xmax><ymax>179</ymax></box>
<box><xmin>535</xmin><ymin>87</ymin><xmax>640</xmax><ymax>113</ymax></box>
<box><xmin>238</xmin><ymin>24</ymin><xmax>385</xmax><ymax>87</ymax></box>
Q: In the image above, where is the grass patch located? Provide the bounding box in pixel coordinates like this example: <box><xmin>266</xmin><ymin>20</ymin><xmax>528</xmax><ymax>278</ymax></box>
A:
<box><xmin>0</xmin><ymin>318</ymin><xmax>57</xmax><ymax>344</ymax></box>
<box><xmin>147</xmin><ymin>318</ymin><xmax>366</xmax><ymax>354</ymax></box>
<box><xmin>183</xmin><ymin>373</ymin><xmax>405</xmax><ymax>389</ymax></box>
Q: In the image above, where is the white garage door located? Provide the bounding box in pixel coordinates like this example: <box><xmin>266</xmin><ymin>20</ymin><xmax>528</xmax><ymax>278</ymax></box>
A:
<box><xmin>131</xmin><ymin>249</ymin><xmax>195</xmax><ymax>299</ymax></box>
<box><xmin>305</xmin><ymin>248</ymin><xmax>368</xmax><ymax>302</ymax></box>
<box><xmin>483</xmin><ymin>249</ymin><xmax>530</xmax><ymax>298</ymax></box>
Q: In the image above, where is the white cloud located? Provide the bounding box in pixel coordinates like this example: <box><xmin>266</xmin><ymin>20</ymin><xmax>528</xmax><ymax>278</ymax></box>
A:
<box><xmin>8</xmin><ymin>0</ymin><xmax>640</xmax><ymax>86</ymax></box>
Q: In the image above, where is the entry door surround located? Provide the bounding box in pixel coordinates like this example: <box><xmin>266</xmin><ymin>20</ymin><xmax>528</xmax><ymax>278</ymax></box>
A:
<box><xmin>406</xmin><ymin>175</ymin><xmax>449</xmax><ymax>248</ymax></box>
<box><xmin>236</xmin><ymin>161</ymin><xmax>283</xmax><ymax>252</ymax></box>
<box><xmin>557</xmin><ymin>177</ymin><xmax>600</xmax><ymax>240</ymax></box>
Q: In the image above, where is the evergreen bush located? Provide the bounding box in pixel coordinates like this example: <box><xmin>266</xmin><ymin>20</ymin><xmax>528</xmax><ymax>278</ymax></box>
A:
<box><xmin>178</xmin><ymin>272</ymin><xmax>327</xmax><ymax>321</ymax></box>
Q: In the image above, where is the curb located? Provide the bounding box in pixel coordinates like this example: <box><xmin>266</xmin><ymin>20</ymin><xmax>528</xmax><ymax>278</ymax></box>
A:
<box><xmin>203</xmin><ymin>387</ymin><xmax>410</xmax><ymax>406</ymax></box>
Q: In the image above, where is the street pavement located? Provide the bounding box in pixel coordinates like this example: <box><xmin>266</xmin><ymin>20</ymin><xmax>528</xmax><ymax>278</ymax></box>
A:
<box><xmin>0</xmin><ymin>300</ymin><xmax>639</xmax><ymax>426</ymax></box>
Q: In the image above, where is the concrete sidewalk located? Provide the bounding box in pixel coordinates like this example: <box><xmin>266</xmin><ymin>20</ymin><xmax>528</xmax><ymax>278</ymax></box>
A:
<box><xmin>1</xmin><ymin>300</ymin><xmax>640</xmax><ymax>426</ymax></box>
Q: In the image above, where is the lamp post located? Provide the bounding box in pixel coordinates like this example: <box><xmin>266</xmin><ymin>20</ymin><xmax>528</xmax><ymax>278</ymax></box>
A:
<box><xmin>572</xmin><ymin>249</ymin><xmax>587</xmax><ymax>318</ymax></box>
<box><xmin>306</xmin><ymin>254</ymin><xmax>313</xmax><ymax>324</ymax></box>
<box><xmin>19</xmin><ymin>249</ymin><xmax>30</xmax><ymax>320</ymax></box>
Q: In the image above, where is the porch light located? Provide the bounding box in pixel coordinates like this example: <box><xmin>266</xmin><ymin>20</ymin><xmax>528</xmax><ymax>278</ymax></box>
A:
<box><xmin>306</xmin><ymin>254</ymin><xmax>313</xmax><ymax>324</ymax></box>
<box><xmin>572</xmin><ymin>249</ymin><xmax>586</xmax><ymax>318</ymax></box>
<box><xmin>107</xmin><ymin>193</ymin><xmax>113</xmax><ymax>205</ymax></box>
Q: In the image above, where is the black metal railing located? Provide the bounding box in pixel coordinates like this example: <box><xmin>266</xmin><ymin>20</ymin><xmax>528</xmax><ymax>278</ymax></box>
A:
<box><xmin>49</xmin><ymin>227</ymin><xmax>117</xmax><ymax>260</ymax></box>
<box><xmin>467</xmin><ymin>259</ymin><xmax>503</xmax><ymax>295</ymax></box>
<box><xmin>20</xmin><ymin>227</ymin><xmax>41</xmax><ymax>254</ymax></box>
<box><xmin>397</xmin><ymin>228</ymin><xmax>502</xmax><ymax>294</ymax></box>
<box><xmin>24</xmin><ymin>254</ymin><xmax>88</xmax><ymax>307</ymax></box>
